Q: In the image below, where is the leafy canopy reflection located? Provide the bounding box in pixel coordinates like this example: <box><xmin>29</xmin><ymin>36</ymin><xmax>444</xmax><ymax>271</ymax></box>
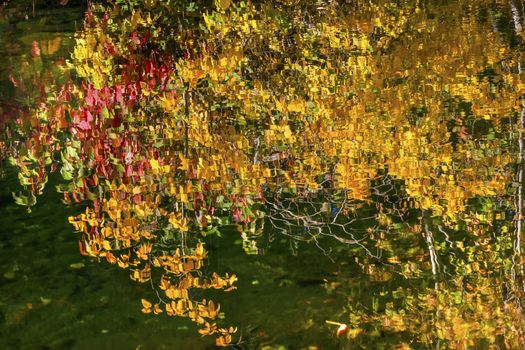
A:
<box><xmin>4</xmin><ymin>0</ymin><xmax>525</xmax><ymax>347</ymax></box>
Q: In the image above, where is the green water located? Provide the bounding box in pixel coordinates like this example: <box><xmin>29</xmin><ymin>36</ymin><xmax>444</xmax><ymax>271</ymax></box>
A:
<box><xmin>0</xmin><ymin>165</ymin><xmax>344</xmax><ymax>349</ymax></box>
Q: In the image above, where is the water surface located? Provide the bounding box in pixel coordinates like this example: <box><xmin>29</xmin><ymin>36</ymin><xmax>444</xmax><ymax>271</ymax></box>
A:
<box><xmin>2</xmin><ymin>1</ymin><xmax>525</xmax><ymax>349</ymax></box>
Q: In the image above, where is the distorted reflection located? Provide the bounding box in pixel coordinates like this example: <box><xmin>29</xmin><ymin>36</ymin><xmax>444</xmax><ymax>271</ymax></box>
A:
<box><xmin>2</xmin><ymin>0</ymin><xmax>525</xmax><ymax>348</ymax></box>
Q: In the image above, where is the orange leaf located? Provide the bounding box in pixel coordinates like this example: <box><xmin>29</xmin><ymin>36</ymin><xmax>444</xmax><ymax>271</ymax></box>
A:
<box><xmin>141</xmin><ymin>298</ymin><xmax>152</xmax><ymax>309</ymax></box>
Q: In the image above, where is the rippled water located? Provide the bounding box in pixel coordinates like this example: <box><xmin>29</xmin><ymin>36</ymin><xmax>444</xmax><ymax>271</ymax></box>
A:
<box><xmin>2</xmin><ymin>1</ymin><xmax>525</xmax><ymax>349</ymax></box>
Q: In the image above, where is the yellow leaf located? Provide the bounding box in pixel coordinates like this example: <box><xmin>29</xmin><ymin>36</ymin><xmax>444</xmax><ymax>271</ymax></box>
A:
<box><xmin>139</xmin><ymin>298</ymin><xmax>152</xmax><ymax>309</ymax></box>
<box><xmin>387</xmin><ymin>256</ymin><xmax>400</xmax><ymax>264</ymax></box>
<box><xmin>102</xmin><ymin>240</ymin><xmax>112</xmax><ymax>250</ymax></box>
<box><xmin>149</xmin><ymin>159</ymin><xmax>160</xmax><ymax>172</ymax></box>
<box><xmin>347</xmin><ymin>327</ymin><xmax>363</xmax><ymax>339</ymax></box>
<box><xmin>179</xmin><ymin>155</ymin><xmax>189</xmax><ymax>171</ymax></box>
<box><xmin>287</xmin><ymin>99</ymin><xmax>305</xmax><ymax>113</ymax></box>
<box><xmin>215</xmin><ymin>334</ymin><xmax>232</xmax><ymax>347</ymax></box>
<box><xmin>195</xmin><ymin>242</ymin><xmax>205</xmax><ymax>257</ymax></box>
<box><xmin>217</xmin><ymin>0</ymin><xmax>231</xmax><ymax>10</ymax></box>
<box><xmin>141</xmin><ymin>298</ymin><xmax>152</xmax><ymax>312</ymax></box>
<box><xmin>283</xmin><ymin>126</ymin><xmax>292</xmax><ymax>140</ymax></box>
<box><xmin>153</xmin><ymin>303</ymin><xmax>163</xmax><ymax>315</ymax></box>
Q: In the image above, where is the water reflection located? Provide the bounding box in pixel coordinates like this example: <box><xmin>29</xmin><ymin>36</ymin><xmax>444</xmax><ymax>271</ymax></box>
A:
<box><xmin>2</xmin><ymin>0</ymin><xmax>525</xmax><ymax>348</ymax></box>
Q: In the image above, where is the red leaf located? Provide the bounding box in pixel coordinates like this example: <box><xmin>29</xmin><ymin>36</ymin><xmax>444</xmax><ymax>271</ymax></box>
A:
<box><xmin>233</xmin><ymin>207</ymin><xmax>242</xmax><ymax>222</ymax></box>
<box><xmin>336</xmin><ymin>324</ymin><xmax>349</xmax><ymax>337</ymax></box>
<box><xmin>31</xmin><ymin>41</ymin><xmax>41</xmax><ymax>57</ymax></box>
<box><xmin>78</xmin><ymin>120</ymin><xmax>91</xmax><ymax>130</ymax></box>
<box><xmin>131</xmin><ymin>32</ymin><xmax>140</xmax><ymax>45</ymax></box>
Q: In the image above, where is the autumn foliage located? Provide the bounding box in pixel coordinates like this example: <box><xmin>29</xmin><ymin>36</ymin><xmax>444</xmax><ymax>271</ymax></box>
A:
<box><xmin>4</xmin><ymin>0</ymin><xmax>525</xmax><ymax>346</ymax></box>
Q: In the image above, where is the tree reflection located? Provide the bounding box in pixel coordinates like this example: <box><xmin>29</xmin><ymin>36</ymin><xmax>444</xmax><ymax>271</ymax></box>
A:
<box><xmin>3</xmin><ymin>0</ymin><xmax>525</xmax><ymax>347</ymax></box>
